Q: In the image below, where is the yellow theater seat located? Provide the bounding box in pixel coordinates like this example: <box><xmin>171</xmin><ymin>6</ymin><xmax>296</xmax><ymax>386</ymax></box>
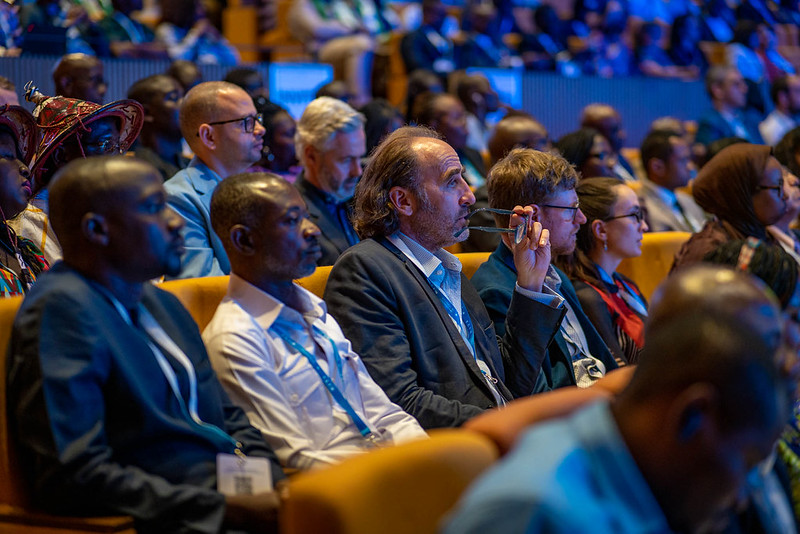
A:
<box><xmin>617</xmin><ymin>231</ymin><xmax>691</xmax><ymax>300</ymax></box>
<box><xmin>457</xmin><ymin>252</ymin><xmax>490</xmax><ymax>280</ymax></box>
<box><xmin>0</xmin><ymin>296</ymin><xmax>135</xmax><ymax>533</ymax></box>
<box><xmin>281</xmin><ymin>429</ymin><xmax>498</xmax><ymax>534</ymax></box>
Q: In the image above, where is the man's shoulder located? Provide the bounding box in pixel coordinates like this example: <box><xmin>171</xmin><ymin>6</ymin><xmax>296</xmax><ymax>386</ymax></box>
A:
<box><xmin>330</xmin><ymin>238</ymin><xmax>399</xmax><ymax>272</ymax></box>
<box><xmin>471</xmin><ymin>247</ymin><xmax>515</xmax><ymax>293</ymax></box>
<box><xmin>19</xmin><ymin>263</ymin><xmax>94</xmax><ymax>312</ymax></box>
<box><xmin>202</xmin><ymin>294</ymin><xmax>261</xmax><ymax>346</ymax></box>
<box><xmin>164</xmin><ymin>161</ymin><xmax>216</xmax><ymax>198</ymax></box>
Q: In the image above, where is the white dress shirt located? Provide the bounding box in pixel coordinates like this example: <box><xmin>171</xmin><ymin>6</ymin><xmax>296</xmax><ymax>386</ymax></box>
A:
<box><xmin>203</xmin><ymin>274</ymin><xmax>427</xmax><ymax>471</ymax></box>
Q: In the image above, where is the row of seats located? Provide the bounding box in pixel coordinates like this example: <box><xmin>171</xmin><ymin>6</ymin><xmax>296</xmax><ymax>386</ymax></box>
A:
<box><xmin>0</xmin><ymin>232</ymin><xmax>690</xmax><ymax>532</ymax></box>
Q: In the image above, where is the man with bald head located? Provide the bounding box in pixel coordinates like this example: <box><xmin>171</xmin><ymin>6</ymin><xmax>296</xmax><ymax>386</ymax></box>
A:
<box><xmin>203</xmin><ymin>172</ymin><xmax>426</xmax><ymax>470</ymax></box>
<box><xmin>446</xmin><ymin>264</ymin><xmax>791</xmax><ymax>534</ymax></box>
<box><xmin>7</xmin><ymin>156</ymin><xmax>285</xmax><ymax>533</ymax></box>
<box><xmin>52</xmin><ymin>53</ymin><xmax>107</xmax><ymax>104</ymax></box>
<box><xmin>164</xmin><ymin>80</ymin><xmax>266</xmax><ymax>278</ymax></box>
<box><xmin>580</xmin><ymin>103</ymin><xmax>638</xmax><ymax>181</ymax></box>
<box><xmin>324</xmin><ymin>126</ymin><xmax>564</xmax><ymax>429</ymax></box>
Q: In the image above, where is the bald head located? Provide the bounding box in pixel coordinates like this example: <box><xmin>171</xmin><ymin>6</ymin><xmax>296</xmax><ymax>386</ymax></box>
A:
<box><xmin>53</xmin><ymin>54</ymin><xmax>106</xmax><ymax>104</ymax></box>
<box><xmin>488</xmin><ymin>115</ymin><xmax>549</xmax><ymax>166</ymax></box>
<box><xmin>210</xmin><ymin>171</ymin><xmax>288</xmax><ymax>251</ymax></box>
<box><xmin>580</xmin><ymin>103</ymin><xmax>623</xmax><ymax>151</ymax></box>
<box><xmin>180</xmin><ymin>81</ymin><xmax>251</xmax><ymax>147</ymax></box>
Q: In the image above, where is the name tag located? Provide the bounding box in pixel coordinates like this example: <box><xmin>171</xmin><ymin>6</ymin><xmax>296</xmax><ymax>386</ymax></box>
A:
<box><xmin>216</xmin><ymin>453</ymin><xmax>273</xmax><ymax>496</ymax></box>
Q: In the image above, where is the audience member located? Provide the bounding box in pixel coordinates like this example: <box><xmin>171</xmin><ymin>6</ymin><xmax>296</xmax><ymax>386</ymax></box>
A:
<box><xmin>203</xmin><ymin>172</ymin><xmax>427</xmax><ymax>470</ymax></box>
<box><xmin>559</xmin><ymin>177</ymin><xmax>648</xmax><ymax>365</ymax></box>
<box><xmin>706</xmin><ymin>135</ymin><xmax>748</xmax><ymax>161</ymax></box>
<box><xmin>166</xmin><ymin>59</ymin><xmax>202</xmax><ymax>92</ymax></box>
<box><xmin>324</xmin><ymin>126</ymin><xmax>563</xmax><ymax>428</ymax></box>
<box><xmin>164</xmin><ymin>81</ymin><xmax>265</xmax><ymax>278</ymax></box>
<box><xmin>413</xmin><ymin>92</ymin><xmax>486</xmax><ymax>187</ymax></box>
<box><xmin>127</xmin><ymin>74</ymin><xmax>189</xmax><ymax>181</ymax></box>
<box><xmin>518</xmin><ymin>5</ymin><xmax>568</xmax><ymax>72</ymax></box>
<box><xmin>635</xmin><ymin>22</ymin><xmax>699</xmax><ymax>80</ymax></box>
<box><xmin>673</xmin><ymin>143</ymin><xmax>786</xmax><ymax>270</ymax></box>
<box><xmin>455</xmin><ymin>1</ymin><xmax>520</xmax><ymax>69</ymax></box>
<box><xmin>360</xmin><ymin>98</ymin><xmax>403</xmax><ymax>156</ymax></box>
<box><xmin>760</xmin><ymin>75</ymin><xmax>800</xmax><ymax>146</ymax></box>
<box><xmin>93</xmin><ymin>0</ymin><xmax>168</xmax><ymax>58</ymax></box>
<box><xmin>19</xmin><ymin>86</ymin><xmax>143</xmax><ymax>264</ymax></box>
<box><xmin>456</xmin><ymin>73</ymin><xmax>500</xmax><ymax>155</ymax></box>
<box><xmin>7</xmin><ymin>156</ymin><xmax>284</xmax><ymax>533</ymax></box>
<box><xmin>404</xmin><ymin>69</ymin><xmax>443</xmax><ymax>124</ymax></box>
<box><xmin>0</xmin><ymin>76</ymin><xmax>18</xmax><ymax>106</ymax></box>
<box><xmin>0</xmin><ymin>106</ymin><xmax>49</xmax><ymax>297</ymax></box>
<box><xmin>0</xmin><ymin>0</ymin><xmax>21</xmax><ymax>56</ymax></box>
<box><xmin>776</xmin><ymin>126</ymin><xmax>800</xmax><ymax>177</ymax></box>
<box><xmin>289</xmin><ymin>0</ymin><xmax>391</xmax><ymax>107</ymax></box>
<box><xmin>556</xmin><ymin>127</ymin><xmax>615</xmax><ymax>179</ymax></box>
<box><xmin>445</xmin><ymin>264</ymin><xmax>790</xmax><ymax>534</ymax></box>
<box><xmin>700</xmin><ymin>0</ymin><xmax>736</xmax><ymax>43</ymax></box>
<box><xmin>156</xmin><ymin>0</ymin><xmax>239</xmax><ymax>65</ymax></box>
<box><xmin>463</xmin><ymin>114</ymin><xmax>551</xmax><ymax>254</ymax></box>
<box><xmin>472</xmin><ymin>148</ymin><xmax>617</xmax><ymax>390</ymax></box>
<box><xmin>401</xmin><ymin>0</ymin><xmax>455</xmax><ymax>79</ymax></box>
<box><xmin>668</xmin><ymin>14</ymin><xmax>708</xmax><ymax>74</ymax></box>
<box><xmin>696</xmin><ymin>65</ymin><xmax>764</xmax><ymax>146</ymax></box>
<box><xmin>639</xmin><ymin>130</ymin><xmax>706</xmax><ymax>233</ymax></box>
<box><xmin>224</xmin><ymin>67</ymin><xmax>269</xmax><ymax>110</ymax></box>
<box><xmin>312</xmin><ymin>81</ymin><xmax>354</xmax><ymax>110</ymax></box>
<box><xmin>52</xmin><ymin>53</ymin><xmax>107</xmax><ymax>104</ymax></box>
<box><xmin>767</xmin><ymin>168</ymin><xmax>800</xmax><ymax>262</ymax></box>
<box><xmin>249</xmin><ymin>106</ymin><xmax>301</xmax><ymax>183</ymax></box>
<box><xmin>580</xmin><ymin>103</ymin><xmax>638</xmax><ymax>181</ymax></box>
<box><xmin>294</xmin><ymin>97</ymin><xmax>365</xmax><ymax>267</ymax></box>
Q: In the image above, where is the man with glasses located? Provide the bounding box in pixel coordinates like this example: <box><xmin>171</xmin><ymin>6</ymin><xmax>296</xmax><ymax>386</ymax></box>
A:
<box><xmin>324</xmin><ymin>126</ymin><xmax>564</xmax><ymax>429</ymax></box>
<box><xmin>165</xmin><ymin>81</ymin><xmax>266</xmax><ymax>279</ymax></box>
<box><xmin>472</xmin><ymin>148</ymin><xmax>618</xmax><ymax>390</ymax></box>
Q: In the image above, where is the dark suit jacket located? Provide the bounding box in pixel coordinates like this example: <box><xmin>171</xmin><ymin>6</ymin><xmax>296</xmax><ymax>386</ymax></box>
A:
<box><xmin>401</xmin><ymin>27</ymin><xmax>453</xmax><ymax>75</ymax></box>
<box><xmin>324</xmin><ymin>238</ymin><xmax>562</xmax><ymax>429</ymax></box>
<box><xmin>471</xmin><ymin>244</ymin><xmax>618</xmax><ymax>390</ymax></box>
<box><xmin>695</xmin><ymin>108</ymin><xmax>764</xmax><ymax>147</ymax></box>
<box><xmin>296</xmin><ymin>174</ymin><xmax>356</xmax><ymax>266</ymax></box>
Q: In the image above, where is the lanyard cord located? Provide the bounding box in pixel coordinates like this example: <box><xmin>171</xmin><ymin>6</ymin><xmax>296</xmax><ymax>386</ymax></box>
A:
<box><xmin>274</xmin><ymin>325</ymin><xmax>380</xmax><ymax>444</ymax></box>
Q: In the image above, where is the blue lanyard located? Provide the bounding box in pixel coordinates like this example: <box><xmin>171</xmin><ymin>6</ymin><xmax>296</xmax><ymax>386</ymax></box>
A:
<box><xmin>425</xmin><ymin>277</ymin><xmax>475</xmax><ymax>355</ymax></box>
<box><xmin>274</xmin><ymin>325</ymin><xmax>381</xmax><ymax>446</ymax></box>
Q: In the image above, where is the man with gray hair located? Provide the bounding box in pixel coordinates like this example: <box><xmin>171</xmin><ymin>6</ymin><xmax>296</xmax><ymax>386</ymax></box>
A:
<box><xmin>696</xmin><ymin>65</ymin><xmax>763</xmax><ymax>147</ymax></box>
<box><xmin>164</xmin><ymin>81</ymin><xmax>266</xmax><ymax>279</ymax></box>
<box><xmin>295</xmin><ymin>96</ymin><xmax>366</xmax><ymax>266</ymax></box>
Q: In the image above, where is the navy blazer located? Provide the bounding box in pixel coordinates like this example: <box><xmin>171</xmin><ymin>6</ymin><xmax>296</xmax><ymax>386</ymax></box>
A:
<box><xmin>472</xmin><ymin>244</ymin><xmax>618</xmax><ymax>391</ymax></box>
<box><xmin>296</xmin><ymin>174</ymin><xmax>356</xmax><ymax>267</ymax></box>
<box><xmin>7</xmin><ymin>262</ymin><xmax>283</xmax><ymax>532</ymax></box>
<box><xmin>324</xmin><ymin>238</ymin><xmax>562</xmax><ymax>429</ymax></box>
<box><xmin>695</xmin><ymin>108</ymin><xmax>764</xmax><ymax>147</ymax></box>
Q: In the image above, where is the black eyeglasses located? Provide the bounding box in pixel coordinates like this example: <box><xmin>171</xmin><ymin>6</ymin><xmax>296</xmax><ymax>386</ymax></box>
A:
<box><xmin>604</xmin><ymin>207</ymin><xmax>644</xmax><ymax>223</ymax></box>
<box><xmin>541</xmin><ymin>202</ymin><xmax>581</xmax><ymax>220</ymax></box>
<box><xmin>454</xmin><ymin>207</ymin><xmax>529</xmax><ymax>244</ymax></box>
<box><xmin>203</xmin><ymin>113</ymin><xmax>263</xmax><ymax>134</ymax></box>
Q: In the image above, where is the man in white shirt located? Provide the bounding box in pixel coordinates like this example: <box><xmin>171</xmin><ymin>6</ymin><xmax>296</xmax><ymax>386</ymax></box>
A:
<box><xmin>760</xmin><ymin>75</ymin><xmax>800</xmax><ymax>146</ymax></box>
<box><xmin>202</xmin><ymin>172</ymin><xmax>427</xmax><ymax>470</ymax></box>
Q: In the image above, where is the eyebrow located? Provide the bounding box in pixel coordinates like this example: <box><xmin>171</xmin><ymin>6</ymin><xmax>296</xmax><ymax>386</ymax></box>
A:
<box><xmin>442</xmin><ymin>166</ymin><xmax>465</xmax><ymax>182</ymax></box>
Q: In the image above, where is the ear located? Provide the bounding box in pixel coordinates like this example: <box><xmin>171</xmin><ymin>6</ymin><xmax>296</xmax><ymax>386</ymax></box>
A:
<box><xmin>671</xmin><ymin>383</ymin><xmax>718</xmax><ymax>444</ymax></box>
<box><xmin>304</xmin><ymin>144</ymin><xmax>319</xmax><ymax>169</ymax></box>
<box><xmin>196</xmin><ymin>124</ymin><xmax>216</xmax><ymax>150</ymax></box>
<box><xmin>389</xmin><ymin>186</ymin><xmax>415</xmax><ymax>216</ymax></box>
<box><xmin>647</xmin><ymin>157</ymin><xmax>666</xmax><ymax>178</ymax></box>
<box><xmin>229</xmin><ymin>224</ymin><xmax>256</xmax><ymax>255</ymax></box>
<box><xmin>529</xmin><ymin>204</ymin><xmax>544</xmax><ymax>223</ymax></box>
<box><xmin>591</xmin><ymin>219</ymin><xmax>606</xmax><ymax>243</ymax></box>
<box><xmin>81</xmin><ymin>212</ymin><xmax>109</xmax><ymax>246</ymax></box>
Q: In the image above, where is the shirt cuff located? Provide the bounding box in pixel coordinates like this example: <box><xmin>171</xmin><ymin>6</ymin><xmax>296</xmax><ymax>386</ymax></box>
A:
<box><xmin>514</xmin><ymin>283</ymin><xmax>565</xmax><ymax>309</ymax></box>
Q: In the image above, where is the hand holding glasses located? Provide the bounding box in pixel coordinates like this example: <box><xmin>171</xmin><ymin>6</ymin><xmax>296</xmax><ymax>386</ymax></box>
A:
<box><xmin>455</xmin><ymin>207</ymin><xmax>530</xmax><ymax>244</ymax></box>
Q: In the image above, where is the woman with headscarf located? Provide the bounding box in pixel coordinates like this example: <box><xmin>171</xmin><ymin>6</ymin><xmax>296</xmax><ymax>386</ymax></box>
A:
<box><xmin>672</xmin><ymin>143</ymin><xmax>787</xmax><ymax>271</ymax></box>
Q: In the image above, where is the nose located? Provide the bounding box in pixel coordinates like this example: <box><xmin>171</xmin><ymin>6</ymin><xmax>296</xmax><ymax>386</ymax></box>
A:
<box><xmin>254</xmin><ymin>119</ymin><xmax>266</xmax><ymax>138</ymax></box>
<box><xmin>462</xmin><ymin>182</ymin><xmax>476</xmax><ymax>207</ymax></box>
<box><xmin>17</xmin><ymin>160</ymin><xmax>30</xmax><ymax>179</ymax></box>
<box><xmin>166</xmin><ymin>205</ymin><xmax>185</xmax><ymax>232</ymax></box>
<box><xmin>641</xmin><ymin>218</ymin><xmax>649</xmax><ymax>232</ymax></box>
<box><xmin>351</xmin><ymin>157</ymin><xmax>362</xmax><ymax>178</ymax></box>
<box><xmin>304</xmin><ymin>218</ymin><xmax>321</xmax><ymax>238</ymax></box>
<box><xmin>575</xmin><ymin>208</ymin><xmax>588</xmax><ymax>224</ymax></box>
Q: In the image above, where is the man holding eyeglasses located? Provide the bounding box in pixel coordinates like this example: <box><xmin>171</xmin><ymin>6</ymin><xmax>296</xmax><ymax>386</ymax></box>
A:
<box><xmin>165</xmin><ymin>81</ymin><xmax>266</xmax><ymax>279</ymax></box>
<box><xmin>472</xmin><ymin>148</ymin><xmax>618</xmax><ymax>391</ymax></box>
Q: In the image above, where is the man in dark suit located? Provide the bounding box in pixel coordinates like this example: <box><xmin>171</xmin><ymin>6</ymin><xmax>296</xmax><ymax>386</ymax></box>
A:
<box><xmin>401</xmin><ymin>0</ymin><xmax>455</xmax><ymax>79</ymax></box>
<box><xmin>7</xmin><ymin>156</ymin><xmax>284</xmax><ymax>533</ymax></box>
<box><xmin>295</xmin><ymin>96</ymin><xmax>366</xmax><ymax>266</ymax></box>
<box><xmin>580</xmin><ymin>103</ymin><xmax>639</xmax><ymax>182</ymax></box>
<box><xmin>324</xmin><ymin>126</ymin><xmax>563</xmax><ymax>429</ymax></box>
<box><xmin>471</xmin><ymin>148</ymin><xmax>618</xmax><ymax>390</ymax></box>
<box><xmin>696</xmin><ymin>65</ymin><xmax>764</xmax><ymax>147</ymax></box>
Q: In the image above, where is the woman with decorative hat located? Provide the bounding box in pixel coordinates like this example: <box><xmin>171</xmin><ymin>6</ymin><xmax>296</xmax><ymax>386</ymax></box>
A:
<box><xmin>12</xmin><ymin>82</ymin><xmax>143</xmax><ymax>264</ymax></box>
<box><xmin>0</xmin><ymin>105</ymin><xmax>49</xmax><ymax>297</ymax></box>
